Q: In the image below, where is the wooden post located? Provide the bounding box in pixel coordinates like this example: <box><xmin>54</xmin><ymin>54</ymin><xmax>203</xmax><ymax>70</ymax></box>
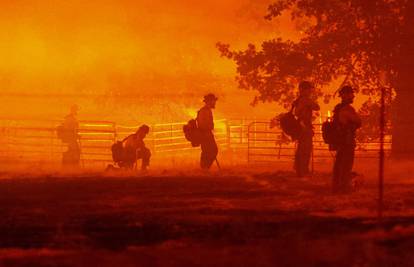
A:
<box><xmin>378</xmin><ymin>86</ymin><xmax>386</xmax><ymax>223</ymax></box>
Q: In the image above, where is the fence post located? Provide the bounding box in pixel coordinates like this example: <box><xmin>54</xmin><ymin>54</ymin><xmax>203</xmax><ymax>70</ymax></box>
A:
<box><xmin>311</xmin><ymin>145</ymin><xmax>314</xmax><ymax>175</ymax></box>
<box><xmin>171</xmin><ymin>123</ymin><xmax>173</xmax><ymax>148</ymax></box>
<box><xmin>51</xmin><ymin>122</ymin><xmax>54</xmax><ymax>162</ymax></box>
<box><xmin>247</xmin><ymin>122</ymin><xmax>253</xmax><ymax>164</ymax></box>
<box><xmin>254</xmin><ymin>119</ymin><xmax>257</xmax><ymax>152</ymax></box>
<box><xmin>112</xmin><ymin>122</ymin><xmax>117</xmax><ymax>143</ymax></box>
<box><xmin>378</xmin><ymin>86</ymin><xmax>386</xmax><ymax>224</ymax></box>
<box><xmin>247</xmin><ymin>123</ymin><xmax>250</xmax><ymax>164</ymax></box>
<box><xmin>240</xmin><ymin>119</ymin><xmax>244</xmax><ymax>144</ymax></box>
<box><xmin>6</xmin><ymin>121</ymin><xmax>10</xmax><ymax>158</ymax></box>
<box><xmin>226</xmin><ymin>120</ymin><xmax>231</xmax><ymax>150</ymax></box>
<box><xmin>152</xmin><ymin>124</ymin><xmax>157</xmax><ymax>155</ymax></box>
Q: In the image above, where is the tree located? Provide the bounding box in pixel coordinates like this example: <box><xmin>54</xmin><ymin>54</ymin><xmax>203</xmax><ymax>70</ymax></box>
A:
<box><xmin>217</xmin><ymin>0</ymin><xmax>414</xmax><ymax>157</ymax></box>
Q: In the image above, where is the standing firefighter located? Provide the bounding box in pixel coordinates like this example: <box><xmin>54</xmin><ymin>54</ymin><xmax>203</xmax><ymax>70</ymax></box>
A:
<box><xmin>293</xmin><ymin>81</ymin><xmax>320</xmax><ymax>177</ymax></box>
<box><xmin>121</xmin><ymin>124</ymin><xmax>151</xmax><ymax>171</ymax></box>
<box><xmin>57</xmin><ymin>105</ymin><xmax>81</xmax><ymax>167</ymax></box>
<box><xmin>332</xmin><ymin>86</ymin><xmax>361</xmax><ymax>193</ymax></box>
<box><xmin>197</xmin><ymin>93</ymin><xmax>218</xmax><ymax>170</ymax></box>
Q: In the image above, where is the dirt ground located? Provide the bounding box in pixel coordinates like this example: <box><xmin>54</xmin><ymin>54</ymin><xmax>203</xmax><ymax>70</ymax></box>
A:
<box><xmin>1</xmin><ymin>168</ymin><xmax>414</xmax><ymax>267</ymax></box>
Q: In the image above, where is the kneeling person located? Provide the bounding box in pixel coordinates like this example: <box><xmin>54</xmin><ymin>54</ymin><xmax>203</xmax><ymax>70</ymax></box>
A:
<box><xmin>122</xmin><ymin>124</ymin><xmax>151</xmax><ymax>171</ymax></box>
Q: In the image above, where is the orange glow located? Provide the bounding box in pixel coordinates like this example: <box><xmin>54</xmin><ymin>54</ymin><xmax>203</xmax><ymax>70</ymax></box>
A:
<box><xmin>214</xmin><ymin>120</ymin><xmax>228</xmax><ymax>133</ymax></box>
<box><xmin>1</xmin><ymin>0</ymin><xmax>290</xmax><ymax>124</ymax></box>
<box><xmin>326</xmin><ymin>110</ymin><xmax>333</xmax><ymax>123</ymax></box>
<box><xmin>1</xmin><ymin>0</ymin><xmax>345</xmax><ymax>131</ymax></box>
<box><xmin>184</xmin><ymin>108</ymin><xmax>198</xmax><ymax>119</ymax></box>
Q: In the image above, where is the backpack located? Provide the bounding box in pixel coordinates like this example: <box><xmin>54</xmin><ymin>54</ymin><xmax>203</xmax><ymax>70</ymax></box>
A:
<box><xmin>322</xmin><ymin>120</ymin><xmax>340</xmax><ymax>150</ymax></box>
<box><xmin>111</xmin><ymin>141</ymin><xmax>124</xmax><ymax>163</ymax></box>
<box><xmin>183</xmin><ymin>119</ymin><xmax>201</xmax><ymax>147</ymax></box>
<box><xmin>279</xmin><ymin>103</ymin><xmax>302</xmax><ymax>140</ymax></box>
<box><xmin>56</xmin><ymin>123</ymin><xmax>72</xmax><ymax>143</ymax></box>
<box><xmin>322</xmin><ymin>105</ymin><xmax>345</xmax><ymax>150</ymax></box>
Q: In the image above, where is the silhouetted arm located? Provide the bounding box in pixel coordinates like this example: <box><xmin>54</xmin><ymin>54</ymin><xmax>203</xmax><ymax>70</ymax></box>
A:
<box><xmin>338</xmin><ymin>106</ymin><xmax>361</xmax><ymax>128</ymax></box>
<box><xmin>311</xmin><ymin>101</ymin><xmax>320</xmax><ymax>111</ymax></box>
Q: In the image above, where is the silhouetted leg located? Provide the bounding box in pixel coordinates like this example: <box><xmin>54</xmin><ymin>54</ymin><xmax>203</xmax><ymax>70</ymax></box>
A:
<box><xmin>137</xmin><ymin>148</ymin><xmax>151</xmax><ymax>171</ymax></box>
<box><xmin>63</xmin><ymin>140</ymin><xmax>80</xmax><ymax>167</ymax></box>
<box><xmin>341</xmin><ymin>146</ymin><xmax>355</xmax><ymax>192</ymax></box>
<box><xmin>295</xmin><ymin>132</ymin><xmax>312</xmax><ymax>176</ymax></box>
<box><xmin>200</xmin><ymin>133</ymin><xmax>218</xmax><ymax>170</ymax></box>
<box><xmin>333</xmin><ymin>148</ymin><xmax>345</xmax><ymax>193</ymax></box>
<box><xmin>123</xmin><ymin>147</ymin><xmax>136</xmax><ymax>170</ymax></box>
<box><xmin>333</xmin><ymin>146</ymin><xmax>355</xmax><ymax>193</ymax></box>
<box><xmin>300</xmin><ymin>133</ymin><xmax>312</xmax><ymax>175</ymax></box>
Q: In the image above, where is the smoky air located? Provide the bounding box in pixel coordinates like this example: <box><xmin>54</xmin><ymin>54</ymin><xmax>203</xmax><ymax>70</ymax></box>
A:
<box><xmin>0</xmin><ymin>1</ymin><xmax>413</xmax><ymax>266</ymax></box>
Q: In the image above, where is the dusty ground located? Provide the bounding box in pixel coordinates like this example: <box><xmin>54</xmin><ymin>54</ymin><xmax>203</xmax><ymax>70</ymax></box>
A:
<box><xmin>1</xmin><ymin>168</ymin><xmax>414</xmax><ymax>267</ymax></box>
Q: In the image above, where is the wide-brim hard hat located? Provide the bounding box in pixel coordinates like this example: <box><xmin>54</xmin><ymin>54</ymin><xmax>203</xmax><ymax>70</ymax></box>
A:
<box><xmin>338</xmin><ymin>86</ymin><xmax>354</xmax><ymax>96</ymax></box>
<box><xmin>204</xmin><ymin>93</ymin><xmax>218</xmax><ymax>102</ymax></box>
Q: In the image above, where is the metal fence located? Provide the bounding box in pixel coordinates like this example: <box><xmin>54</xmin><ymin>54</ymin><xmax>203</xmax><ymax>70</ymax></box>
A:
<box><xmin>0</xmin><ymin>119</ymin><xmax>233</xmax><ymax>167</ymax></box>
<box><xmin>0</xmin><ymin>118</ymin><xmax>391</xmax><ymax>167</ymax></box>
<box><xmin>0</xmin><ymin>119</ymin><xmax>116</xmax><ymax>167</ymax></box>
<box><xmin>246</xmin><ymin>121</ymin><xmax>392</xmax><ymax>164</ymax></box>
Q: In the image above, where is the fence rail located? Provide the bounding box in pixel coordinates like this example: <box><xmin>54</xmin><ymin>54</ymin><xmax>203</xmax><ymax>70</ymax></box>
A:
<box><xmin>0</xmin><ymin>119</ymin><xmax>233</xmax><ymax>167</ymax></box>
<box><xmin>0</xmin><ymin>118</ymin><xmax>391</xmax><ymax>167</ymax></box>
<box><xmin>247</xmin><ymin>121</ymin><xmax>392</xmax><ymax>164</ymax></box>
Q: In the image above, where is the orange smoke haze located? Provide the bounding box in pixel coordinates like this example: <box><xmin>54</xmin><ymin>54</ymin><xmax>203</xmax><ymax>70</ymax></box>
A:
<box><xmin>0</xmin><ymin>0</ymin><xmax>305</xmax><ymax>124</ymax></box>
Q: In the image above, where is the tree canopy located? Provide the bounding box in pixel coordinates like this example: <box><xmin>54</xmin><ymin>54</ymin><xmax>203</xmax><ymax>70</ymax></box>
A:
<box><xmin>217</xmin><ymin>0</ymin><xmax>413</xmax><ymax>107</ymax></box>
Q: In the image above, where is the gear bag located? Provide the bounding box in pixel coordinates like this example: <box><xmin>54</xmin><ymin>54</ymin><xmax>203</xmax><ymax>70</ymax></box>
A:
<box><xmin>183</xmin><ymin>119</ymin><xmax>201</xmax><ymax>147</ymax></box>
<box><xmin>56</xmin><ymin>123</ymin><xmax>73</xmax><ymax>143</ymax></box>
<box><xmin>322</xmin><ymin>120</ymin><xmax>340</xmax><ymax>150</ymax></box>
<box><xmin>279</xmin><ymin>103</ymin><xmax>302</xmax><ymax>140</ymax></box>
<box><xmin>322</xmin><ymin>107</ymin><xmax>344</xmax><ymax>151</ymax></box>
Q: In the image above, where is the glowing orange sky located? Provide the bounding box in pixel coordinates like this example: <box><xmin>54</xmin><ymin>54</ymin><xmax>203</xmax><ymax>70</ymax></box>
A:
<box><xmin>0</xmin><ymin>0</ymin><xmax>280</xmax><ymax>83</ymax></box>
<box><xmin>0</xmin><ymin>0</ymin><xmax>309</xmax><ymax>122</ymax></box>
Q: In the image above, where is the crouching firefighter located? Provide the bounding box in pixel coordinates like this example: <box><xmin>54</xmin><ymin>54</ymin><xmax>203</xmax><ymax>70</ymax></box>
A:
<box><xmin>332</xmin><ymin>86</ymin><xmax>361</xmax><ymax>193</ymax></box>
<box><xmin>197</xmin><ymin>93</ymin><xmax>219</xmax><ymax>170</ymax></box>
<box><xmin>111</xmin><ymin>124</ymin><xmax>151</xmax><ymax>171</ymax></box>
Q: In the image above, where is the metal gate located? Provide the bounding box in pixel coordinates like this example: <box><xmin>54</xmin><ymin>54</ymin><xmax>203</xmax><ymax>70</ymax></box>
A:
<box><xmin>247</xmin><ymin>121</ymin><xmax>392</xmax><ymax>164</ymax></box>
<box><xmin>0</xmin><ymin>119</ymin><xmax>116</xmax><ymax>167</ymax></box>
<box><xmin>0</xmin><ymin>119</ymin><xmax>232</xmax><ymax>167</ymax></box>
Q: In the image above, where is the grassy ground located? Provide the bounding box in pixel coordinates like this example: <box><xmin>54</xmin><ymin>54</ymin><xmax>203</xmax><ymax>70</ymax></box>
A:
<box><xmin>0</xmin><ymin>169</ymin><xmax>414</xmax><ymax>266</ymax></box>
